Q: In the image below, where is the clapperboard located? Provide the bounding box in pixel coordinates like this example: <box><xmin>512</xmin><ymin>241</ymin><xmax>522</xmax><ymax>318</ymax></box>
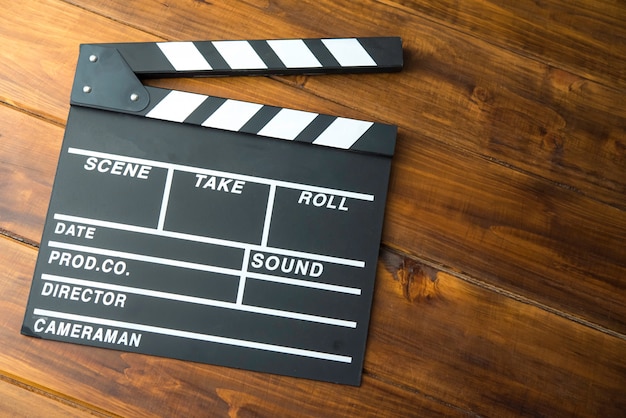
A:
<box><xmin>22</xmin><ymin>37</ymin><xmax>402</xmax><ymax>385</ymax></box>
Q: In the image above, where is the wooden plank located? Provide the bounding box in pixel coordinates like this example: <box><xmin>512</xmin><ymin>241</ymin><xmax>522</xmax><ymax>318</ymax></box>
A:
<box><xmin>62</xmin><ymin>0</ymin><xmax>626</xmax><ymax>211</ymax></box>
<box><xmin>3</xmin><ymin>236</ymin><xmax>625</xmax><ymax>416</ymax></box>
<box><xmin>0</xmin><ymin>106</ymin><xmax>59</xmax><ymax>245</ymax></box>
<box><xmin>384</xmin><ymin>133</ymin><xmax>626</xmax><ymax>334</ymax></box>
<box><xmin>1</xmin><ymin>238</ymin><xmax>464</xmax><ymax>417</ymax></box>
<box><xmin>0</xmin><ymin>0</ymin><xmax>156</xmax><ymax>125</ymax></box>
<box><xmin>0</xmin><ymin>376</ymin><xmax>102</xmax><ymax>418</ymax></box>
<box><xmin>370</xmin><ymin>250</ymin><xmax>626</xmax><ymax>416</ymax></box>
<box><xmin>381</xmin><ymin>0</ymin><xmax>626</xmax><ymax>90</ymax></box>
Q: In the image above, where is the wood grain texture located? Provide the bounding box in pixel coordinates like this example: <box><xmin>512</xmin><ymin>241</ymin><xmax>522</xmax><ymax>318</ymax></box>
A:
<box><xmin>2</xmin><ymin>0</ymin><xmax>625</xmax><ymax>333</ymax></box>
<box><xmin>1</xmin><ymin>0</ymin><xmax>625</xmax><ymax>416</ymax></box>
<box><xmin>0</xmin><ymin>375</ymin><xmax>102</xmax><ymax>418</ymax></box>
<box><xmin>381</xmin><ymin>0</ymin><xmax>626</xmax><ymax>90</ymax></box>
<box><xmin>372</xmin><ymin>251</ymin><xmax>626</xmax><ymax>417</ymax></box>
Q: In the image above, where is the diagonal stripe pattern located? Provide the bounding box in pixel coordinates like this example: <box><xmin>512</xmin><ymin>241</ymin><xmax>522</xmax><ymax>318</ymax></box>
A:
<box><xmin>212</xmin><ymin>40</ymin><xmax>268</xmax><ymax>70</ymax></box>
<box><xmin>156</xmin><ymin>42</ymin><xmax>213</xmax><ymax>71</ymax></box>
<box><xmin>266</xmin><ymin>39</ymin><xmax>323</xmax><ymax>68</ymax></box>
<box><xmin>156</xmin><ymin>38</ymin><xmax>378</xmax><ymax>72</ymax></box>
<box><xmin>143</xmin><ymin>87</ymin><xmax>395</xmax><ymax>155</ymax></box>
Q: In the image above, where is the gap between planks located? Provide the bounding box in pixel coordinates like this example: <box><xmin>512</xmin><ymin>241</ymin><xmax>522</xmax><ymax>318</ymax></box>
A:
<box><xmin>0</xmin><ymin>371</ymin><xmax>118</xmax><ymax>418</ymax></box>
<box><xmin>0</xmin><ymin>227</ymin><xmax>40</xmax><ymax>250</ymax></box>
<box><xmin>271</xmin><ymin>74</ymin><xmax>624</xmax><ymax>212</ymax></box>
<box><xmin>382</xmin><ymin>243</ymin><xmax>626</xmax><ymax>342</ymax></box>
<box><xmin>362</xmin><ymin>370</ymin><xmax>483</xmax><ymax>418</ymax></box>
<box><xmin>59</xmin><ymin>0</ymin><xmax>163</xmax><ymax>40</ymax></box>
<box><xmin>0</xmin><ymin>100</ymin><xmax>66</xmax><ymax>128</ymax></box>
<box><xmin>374</xmin><ymin>0</ymin><xmax>624</xmax><ymax>95</ymax></box>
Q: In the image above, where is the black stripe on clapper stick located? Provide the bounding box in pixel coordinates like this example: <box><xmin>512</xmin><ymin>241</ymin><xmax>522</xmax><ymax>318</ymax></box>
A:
<box><xmin>358</xmin><ymin>37</ymin><xmax>403</xmax><ymax>70</ymax></box>
<box><xmin>302</xmin><ymin>39</ymin><xmax>341</xmax><ymax>69</ymax></box>
<box><xmin>240</xmin><ymin>106</ymin><xmax>282</xmax><ymax>134</ymax></box>
<box><xmin>194</xmin><ymin>41</ymin><xmax>232</xmax><ymax>72</ymax></box>
<box><xmin>293</xmin><ymin>114</ymin><xmax>336</xmax><ymax>144</ymax></box>
<box><xmin>137</xmin><ymin>87</ymin><xmax>172</xmax><ymax>116</ymax></box>
<box><xmin>249</xmin><ymin>40</ymin><xmax>286</xmax><ymax>71</ymax></box>
<box><xmin>184</xmin><ymin>96</ymin><xmax>228</xmax><ymax>125</ymax></box>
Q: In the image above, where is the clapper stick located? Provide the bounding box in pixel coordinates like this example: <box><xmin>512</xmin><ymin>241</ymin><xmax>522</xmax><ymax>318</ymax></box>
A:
<box><xmin>98</xmin><ymin>37</ymin><xmax>402</xmax><ymax>76</ymax></box>
<box><xmin>71</xmin><ymin>37</ymin><xmax>401</xmax><ymax>155</ymax></box>
<box><xmin>22</xmin><ymin>37</ymin><xmax>402</xmax><ymax>386</ymax></box>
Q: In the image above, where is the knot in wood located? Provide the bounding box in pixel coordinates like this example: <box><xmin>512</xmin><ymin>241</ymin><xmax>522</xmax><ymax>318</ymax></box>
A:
<box><xmin>471</xmin><ymin>86</ymin><xmax>493</xmax><ymax>105</ymax></box>
<box><xmin>382</xmin><ymin>251</ymin><xmax>440</xmax><ymax>303</ymax></box>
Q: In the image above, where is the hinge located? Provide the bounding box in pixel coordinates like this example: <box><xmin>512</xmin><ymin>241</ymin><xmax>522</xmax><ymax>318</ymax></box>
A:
<box><xmin>70</xmin><ymin>44</ymin><xmax>149</xmax><ymax>112</ymax></box>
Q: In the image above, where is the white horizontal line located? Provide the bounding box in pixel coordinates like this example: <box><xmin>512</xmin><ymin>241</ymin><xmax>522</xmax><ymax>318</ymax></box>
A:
<box><xmin>48</xmin><ymin>240</ymin><xmax>240</xmax><ymax>277</ymax></box>
<box><xmin>53</xmin><ymin>213</ymin><xmax>365</xmax><ymax>268</ymax></box>
<box><xmin>246</xmin><ymin>272</ymin><xmax>361</xmax><ymax>295</ymax></box>
<box><xmin>41</xmin><ymin>274</ymin><xmax>357</xmax><ymax>328</ymax></box>
<box><xmin>67</xmin><ymin>147</ymin><xmax>374</xmax><ymax>201</ymax></box>
<box><xmin>33</xmin><ymin>308</ymin><xmax>352</xmax><ymax>363</ymax></box>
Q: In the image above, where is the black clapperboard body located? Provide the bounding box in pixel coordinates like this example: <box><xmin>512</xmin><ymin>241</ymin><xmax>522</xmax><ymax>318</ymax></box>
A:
<box><xmin>22</xmin><ymin>38</ymin><xmax>402</xmax><ymax>385</ymax></box>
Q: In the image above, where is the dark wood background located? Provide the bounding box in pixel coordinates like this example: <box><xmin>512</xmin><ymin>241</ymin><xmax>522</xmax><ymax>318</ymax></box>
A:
<box><xmin>1</xmin><ymin>1</ymin><xmax>625</xmax><ymax>416</ymax></box>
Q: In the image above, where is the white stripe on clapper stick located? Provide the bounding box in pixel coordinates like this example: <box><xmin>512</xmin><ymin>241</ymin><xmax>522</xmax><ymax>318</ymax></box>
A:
<box><xmin>313</xmin><ymin>118</ymin><xmax>374</xmax><ymax>149</ymax></box>
<box><xmin>257</xmin><ymin>108</ymin><xmax>318</xmax><ymax>140</ymax></box>
<box><xmin>321</xmin><ymin>38</ymin><xmax>377</xmax><ymax>67</ymax></box>
<box><xmin>212</xmin><ymin>40</ymin><xmax>268</xmax><ymax>70</ymax></box>
<box><xmin>146</xmin><ymin>90</ymin><xmax>208</xmax><ymax>123</ymax></box>
<box><xmin>157</xmin><ymin>42</ymin><xmax>213</xmax><ymax>71</ymax></box>
<box><xmin>266</xmin><ymin>39</ymin><xmax>323</xmax><ymax>68</ymax></box>
<box><xmin>202</xmin><ymin>99</ymin><xmax>263</xmax><ymax>131</ymax></box>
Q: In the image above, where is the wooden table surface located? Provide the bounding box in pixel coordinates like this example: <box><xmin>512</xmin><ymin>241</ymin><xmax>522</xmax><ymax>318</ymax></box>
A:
<box><xmin>1</xmin><ymin>1</ymin><xmax>625</xmax><ymax>416</ymax></box>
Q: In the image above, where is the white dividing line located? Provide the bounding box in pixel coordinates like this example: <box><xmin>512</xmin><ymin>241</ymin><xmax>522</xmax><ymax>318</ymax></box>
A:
<box><xmin>157</xmin><ymin>168</ymin><xmax>174</xmax><ymax>231</ymax></box>
<box><xmin>53</xmin><ymin>213</ymin><xmax>365</xmax><ymax>268</ymax></box>
<box><xmin>246</xmin><ymin>271</ymin><xmax>361</xmax><ymax>295</ymax></box>
<box><xmin>40</xmin><ymin>273</ymin><xmax>356</xmax><ymax>328</ymax></box>
<box><xmin>47</xmin><ymin>235</ymin><xmax>362</xmax><ymax>294</ymax></box>
<box><xmin>67</xmin><ymin>147</ymin><xmax>374</xmax><ymax>201</ymax></box>
<box><xmin>48</xmin><ymin>240</ymin><xmax>240</xmax><ymax>277</ymax></box>
<box><xmin>33</xmin><ymin>308</ymin><xmax>352</xmax><ymax>363</ymax></box>
<box><xmin>236</xmin><ymin>248</ymin><xmax>250</xmax><ymax>305</ymax></box>
<box><xmin>261</xmin><ymin>184</ymin><xmax>276</xmax><ymax>247</ymax></box>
